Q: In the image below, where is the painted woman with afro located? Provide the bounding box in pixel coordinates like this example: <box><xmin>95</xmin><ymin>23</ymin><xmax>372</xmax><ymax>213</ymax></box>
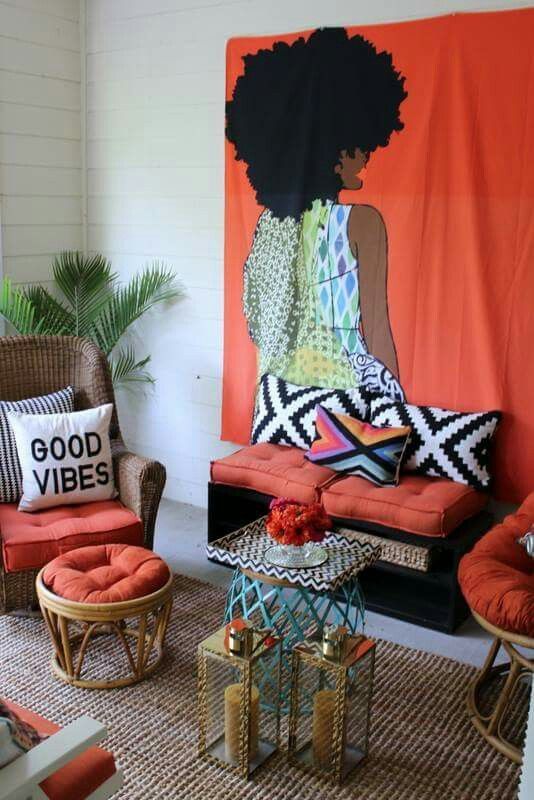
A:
<box><xmin>226</xmin><ymin>27</ymin><xmax>407</xmax><ymax>398</ymax></box>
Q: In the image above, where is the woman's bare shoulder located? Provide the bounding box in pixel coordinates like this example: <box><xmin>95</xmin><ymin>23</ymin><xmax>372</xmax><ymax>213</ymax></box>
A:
<box><xmin>347</xmin><ymin>204</ymin><xmax>387</xmax><ymax>261</ymax></box>
<box><xmin>348</xmin><ymin>203</ymin><xmax>386</xmax><ymax>245</ymax></box>
<box><xmin>348</xmin><ymin>203</ymin><xmax>386</xmax><ymax>229</ymax></box>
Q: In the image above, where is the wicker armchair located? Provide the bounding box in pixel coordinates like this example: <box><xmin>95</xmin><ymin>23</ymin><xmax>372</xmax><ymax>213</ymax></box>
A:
<box><xmin>0</xmin><ymin>335</ymin><xmax>166</xmax><ymax>612</ymax></box>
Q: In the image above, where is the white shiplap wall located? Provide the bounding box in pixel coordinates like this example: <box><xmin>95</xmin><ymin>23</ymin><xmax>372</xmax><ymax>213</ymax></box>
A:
<box><xmin>0</xmin><ymin>0</ymin><xmax>82</xmax><ymax>290</ymax></box>
<box><xmin>0</xmin><ymin>0</ymin><xmax>530</xmax><ymax>506</ymax></box>
<box><xmin>83</xmin><ymin>0</ymin><xmax>532</xmax><ymax>508</ymax></box>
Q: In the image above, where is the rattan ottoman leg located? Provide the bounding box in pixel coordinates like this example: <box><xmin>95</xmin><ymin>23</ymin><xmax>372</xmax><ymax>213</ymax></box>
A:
<box><xmin>487</xmin><ymin>659</ymin><xmax>522</xmax><ymax>737</ymax></box>
<box><xmin>58</xmin><ymin>616</ymin><xmax>74</xmax><ymax>678</ymax></box>
<box><xmin>468</xmin><ymin>636</ymin><xmax>501</xmax><ymax>724</ymax></box>
<box><xmin>41</xmin><ymin>607</ymin><xmax>66</xmax><ymax>673</ymax></box>
<box><xmin>158</xmin><ymin>599</ymin><xmax>173</xmax><ymax>649</ymax></box>
<box><xmin>75</xmin><ymin>623</ymin><xmax>99</xmax><ymax>679</ymax></box>
<box><xmin>136</xmin><ymin>613</ymin><xmax>148</xmax><ymax>678</ymax></box>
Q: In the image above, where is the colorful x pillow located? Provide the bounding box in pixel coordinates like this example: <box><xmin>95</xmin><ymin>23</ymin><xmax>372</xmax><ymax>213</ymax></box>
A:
<box><xmin>306</xmin><ymin>405</ymin><xmax>411</xmax><ymax>486</ymax></box>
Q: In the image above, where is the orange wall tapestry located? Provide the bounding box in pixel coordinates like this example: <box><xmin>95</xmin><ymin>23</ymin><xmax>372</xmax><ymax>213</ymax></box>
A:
<box><xmin>222</xmin><ymin>8</ymin><xmax>534</xmax><ymax>503</ymax></box>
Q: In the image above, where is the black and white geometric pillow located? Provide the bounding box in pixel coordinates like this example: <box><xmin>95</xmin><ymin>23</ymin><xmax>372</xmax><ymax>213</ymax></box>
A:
<box><xmin>0</xmin><ymin>386</ymin><xmax>74</xmax><ymax>503</ymax></box>
<box><xmin>370</xmin><ymin>396</ymin><xmax>501</xmax><ymax>491</ymax></box>
<box><xmin>251</xmin><ymin>374</ymin><xmax>369</xmax><ymax>450</ymax></box>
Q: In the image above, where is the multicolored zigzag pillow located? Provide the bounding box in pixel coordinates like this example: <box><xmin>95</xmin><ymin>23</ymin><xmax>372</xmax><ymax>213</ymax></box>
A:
<box><xmin>306</xmin><ymin>405</ymin><xmax>411</xmax><ymax>487</ymax></box>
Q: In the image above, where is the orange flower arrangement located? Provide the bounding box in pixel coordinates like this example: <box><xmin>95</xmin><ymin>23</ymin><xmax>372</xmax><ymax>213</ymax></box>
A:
<box><xmin>265</xmin><ymin>497</ymin><xmax>332</xmax><ymax>547</ymax></box>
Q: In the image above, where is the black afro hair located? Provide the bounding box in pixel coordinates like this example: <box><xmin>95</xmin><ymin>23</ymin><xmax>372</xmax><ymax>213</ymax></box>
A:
<box><xmin>226</xmin><ymin>27</ymin><xmax>407</xmax><ymax>221</ymax></box>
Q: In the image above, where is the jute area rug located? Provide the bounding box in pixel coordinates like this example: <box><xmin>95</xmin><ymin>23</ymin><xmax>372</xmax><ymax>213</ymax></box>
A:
<box><xmin>0</xmin><ymin>575</ymin><xmax>521</xmax><ymax>800</ymax></box>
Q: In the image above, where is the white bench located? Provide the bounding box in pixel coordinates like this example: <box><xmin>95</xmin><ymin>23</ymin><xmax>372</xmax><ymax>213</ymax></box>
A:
<box><xmin>0</xmin><ymin>716</ymin><xmax>122</xmax><ymax>800</ymax></box>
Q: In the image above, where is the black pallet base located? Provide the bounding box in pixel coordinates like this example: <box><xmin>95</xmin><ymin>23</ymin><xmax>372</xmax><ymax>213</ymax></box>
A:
<box><xmin>207</xmin><ymin>481</ymin><xmax>493</xmax><ymax>634</ymax></box>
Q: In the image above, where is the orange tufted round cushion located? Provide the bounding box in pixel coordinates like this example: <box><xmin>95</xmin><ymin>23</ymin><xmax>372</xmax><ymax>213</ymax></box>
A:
<box><xmin>42</xmin><ymin>544</ymin><xmax>170</xmax><ymax>604</ymax></box>
<box><xmin>458</xmin><ymin>494</ymin><xmax>534</xmax><ymax>638</ymax></box>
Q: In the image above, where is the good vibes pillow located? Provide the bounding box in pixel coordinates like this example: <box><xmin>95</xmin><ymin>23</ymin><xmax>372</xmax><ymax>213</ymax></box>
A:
<box><xmin>8</xmin><ymin>403</ymin><xmax>116</xmax><ymax>511</ymax></box>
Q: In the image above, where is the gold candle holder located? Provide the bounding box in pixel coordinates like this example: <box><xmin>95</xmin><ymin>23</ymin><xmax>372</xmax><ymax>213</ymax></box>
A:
<box><xmin>288</xmin><ymin>631</ymin><xmax>376</xmax><ymax>785</ymax></box>
<box><xmin>322</xmin><ymin>625</ymin><xmax>349</xmax><ymax>662</ymax></box>
<box><xmin>228</xmin><ymin>619</ymin><xmax>254</xmax><ymax>657</ymax></box>
<box><xmin>197</xmin><ymin>619</ymin><xmax>281</xmax><ymax>779</ymax></box>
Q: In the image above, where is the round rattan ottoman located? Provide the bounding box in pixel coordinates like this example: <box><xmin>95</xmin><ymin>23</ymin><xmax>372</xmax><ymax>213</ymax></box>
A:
<box><xmin>36</xmin><ymin>544</ymin><xmax>173</xmax><ymax>689</ymax></box>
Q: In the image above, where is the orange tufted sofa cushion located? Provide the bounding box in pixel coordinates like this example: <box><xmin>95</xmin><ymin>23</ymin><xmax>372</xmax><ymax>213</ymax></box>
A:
<box><xmin>458</xmin><ymin>494</ymin><xmax>534</xmax><ymax>637</ymax></box>
<box><xmin>321</xmin><ymin>473</ymin><xmax>486</xmax><ymax>537</ymax></box>
<box><xmin>4</xmin><ymin>699</ymin><xmax>116</xmax><ymax>800</ymax></box>
<box><xmin>211</xmin><ymin>444</ymin><xmax>487</xmax><ymax>537</ymax></box>
<box><xmin>211</xmin><ymin>443</ymin><xmax>335</xmax><ymax>504</ymax></box>
<box><xmin>0</xmin><ymin>500</ymin><xmax>143</xmax><ymax>574</ymax></box>
<box><xmin>43</xmin><ymin>544</ymin><xmax>170</xmax><ymax>604</ymax></box>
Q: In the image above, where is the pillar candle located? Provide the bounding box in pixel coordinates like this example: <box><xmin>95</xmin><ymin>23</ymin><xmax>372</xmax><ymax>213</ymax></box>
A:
<box><xmin>224</xmin><ymin>683</ymin><xmax>259</xmax><ymax>763</ymax></box>
<box><xmin>312</xmin><ymin>689</ymin><xmax>337</xmax><ymax>768</ymax></box>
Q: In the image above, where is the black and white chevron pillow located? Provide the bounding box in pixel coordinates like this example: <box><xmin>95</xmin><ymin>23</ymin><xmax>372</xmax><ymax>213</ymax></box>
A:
<box><xmin>370</xmin><ymin>396</ymin><xmax>500</xmax><ymax>490</ymax></box>
<box><xmin>251</xmin><ymin>374</ymin><xmax>369</xmax><ymax>450</ymax></box>
<box><xmin>0</xmin><ymin>386</ymin><xmax>74</xmax><ymax>503</ymax></box>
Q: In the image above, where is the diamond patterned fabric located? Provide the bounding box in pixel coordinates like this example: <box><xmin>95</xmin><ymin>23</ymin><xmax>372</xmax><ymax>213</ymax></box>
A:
<box><xmin>242</xmin><ymin>201</ymin><xmax>404</xmax><ymax>399</ymax></box>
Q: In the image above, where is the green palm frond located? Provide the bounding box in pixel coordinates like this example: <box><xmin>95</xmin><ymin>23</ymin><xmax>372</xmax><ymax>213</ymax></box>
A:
<box><xmin>20</xmin><ymin>285</ymin><xmax>74</xmax><ymax>335</ymax></box>
<box><xmin>94</xmin><ymin>261</ymin><xmax>183</xmax><ymax>355</ymax></box>
<box><xmin>0</xmin><ymin>278</ymin><xmax>40</xmax><ymax>334</ymax></box>
<box><xmin>1</xmin><ymin>252</ymin><xmax>182</xmax><ymax>390</ymax></box>
<box><xmin>110</xmin><ymin>347</ymin><xmax>155</xmax><ymax>386</ymax></box>
<box><xmin>52</xmin><ymin>251</ymin><xmax>115</xmax><ymax>336</ymax></box>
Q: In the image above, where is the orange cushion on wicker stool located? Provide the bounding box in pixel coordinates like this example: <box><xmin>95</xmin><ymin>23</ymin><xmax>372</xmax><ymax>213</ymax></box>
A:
<box><xmin>211</xmin><ymin>443</ymin><xmax>339</xmax><ymax>504</ymax></box>
<box><xmin>459</xmin><ymin>494</ymin><xmax>534</xmax><ymax>637</ymax></box>
<box><xmin>4</xmin><ymin>700</ymin><xmax>116</xmax><ymax>800</ymax></box>
<box><xmin>0</xmin><ymin>500</ymin><xmax>143</xmax><ymax>574</ymax></box>
<box><xmin>43</xmin><ymin>544</ymin><xmax>170</xmax><ymax>604</ymax></box>
<box><xmin>320</xmin><ymin>473</ymin><xmax>487</xmax><ymax>537</ymax></box>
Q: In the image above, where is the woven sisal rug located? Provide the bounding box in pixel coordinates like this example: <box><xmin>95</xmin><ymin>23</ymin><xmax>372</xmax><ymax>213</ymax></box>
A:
<box><xmin>0</xmin><ymin>575</ymin><xmax>521</xmax><ymax>800</ymax></box>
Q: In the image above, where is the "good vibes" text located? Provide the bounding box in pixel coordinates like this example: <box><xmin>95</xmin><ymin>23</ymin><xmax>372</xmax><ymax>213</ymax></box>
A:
<box><xmin>30</xmin><ymin>432</ymin><xmax>110</xmax><ymax>495</ymax></box>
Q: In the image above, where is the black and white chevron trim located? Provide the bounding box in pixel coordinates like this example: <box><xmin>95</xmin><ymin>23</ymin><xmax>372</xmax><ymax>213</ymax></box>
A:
<box><xmin>0</xmin><ymin>386</ymin><xmax>74</xmax><ymax>503</ymax></box>
<box><xmin>207</xmin><ymin>517</ymin><xmax>381</xmax><ymax>593</ymax></box>
<box><xmin>370</xmin><ymin>396</ymin><xmax>500</xmax><ymax>491</ymax></box>
<box><xmin>251</xmin><ymin>373</ymin><xmax>369</xmax><ymax>450</ymax></box>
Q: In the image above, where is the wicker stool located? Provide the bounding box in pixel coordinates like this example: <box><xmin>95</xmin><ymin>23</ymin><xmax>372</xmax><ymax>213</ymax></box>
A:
<box><xmin>458</xmin><ymin>496</ymin><xmax>534</xmax><ymax>764</ymax></box>
<box><xmin>36</xmin><ymin>544</ymin><xmax>173</xmax><ymax>689</ymax></box>
<box><xmin>467</xmin><ymin>612</ymin><xmax>533</xmax><ymax>764</ymax></box>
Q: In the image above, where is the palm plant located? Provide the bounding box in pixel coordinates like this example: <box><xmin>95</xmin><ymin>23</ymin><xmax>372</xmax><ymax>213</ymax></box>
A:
<box><xmin>0</xmin><ymin>252</ymin><xmax>183</xmax><ymax>387</ymax></box>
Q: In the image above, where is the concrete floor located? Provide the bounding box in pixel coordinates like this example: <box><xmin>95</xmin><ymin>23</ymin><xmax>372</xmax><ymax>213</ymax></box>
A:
<box><xmin>154</xmin><ymin>498</ymin><xmax>496</xmax><ymax>668</ymax></box>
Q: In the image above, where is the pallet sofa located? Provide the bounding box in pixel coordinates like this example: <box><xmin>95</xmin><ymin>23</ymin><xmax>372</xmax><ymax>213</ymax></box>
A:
<box><xmin>208</xmin><ymin>442</ymin><xmax>492</xmax><ymax>633</ymax></box>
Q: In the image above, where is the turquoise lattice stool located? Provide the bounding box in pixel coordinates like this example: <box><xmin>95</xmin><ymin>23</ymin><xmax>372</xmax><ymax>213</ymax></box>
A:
<box><xmin>207</xmin><ymin>521</ymin><xmax>381</xmax><ymax>711</ymax></box>
<box><xmin>224</xmin><ymin>567</ymin><xmax>366</xmax><ymax>711</ymax></box>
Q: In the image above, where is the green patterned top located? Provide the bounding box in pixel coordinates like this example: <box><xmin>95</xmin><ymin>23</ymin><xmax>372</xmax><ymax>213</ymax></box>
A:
<box><xmin>243</xmin><ymin>201</ymin><xmax>356</xmax><ymax>389</ymax></box>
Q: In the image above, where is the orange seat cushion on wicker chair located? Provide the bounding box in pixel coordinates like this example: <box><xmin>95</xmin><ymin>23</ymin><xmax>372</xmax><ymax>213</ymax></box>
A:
<box><xmin>4</xmin><ymin>700</ymin><xmax>116</xmax><ymax>800</ymax></box>
<box><xmin>43</xmin><ymin>543</ymin><xmax>170</xmax><ymax>604</ymax></box>
<box><xmin>211</xmin><ymin>443</ymin><xmax>335</xmax><ymax>504</ymax></box>
<box><xmin>321</xmin><ymin>473</ymin><xmax>487</xmax><ymax>537</ymax></box>
<box><xmin>0</xmin><ymin>500</ymin><xmax>143</xmax><ymax>574</ymax></box>
<box><xmin>458</xmin><ymin>493</ymin><xmax>534</xmax><ymax>637</ymax></box>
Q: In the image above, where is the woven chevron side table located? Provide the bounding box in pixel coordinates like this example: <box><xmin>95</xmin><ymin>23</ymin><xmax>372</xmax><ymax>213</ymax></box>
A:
<box><xmin>206</xmin><ymin>517</ymin><xmax>381</xmax><ymax>710</ymax></box>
